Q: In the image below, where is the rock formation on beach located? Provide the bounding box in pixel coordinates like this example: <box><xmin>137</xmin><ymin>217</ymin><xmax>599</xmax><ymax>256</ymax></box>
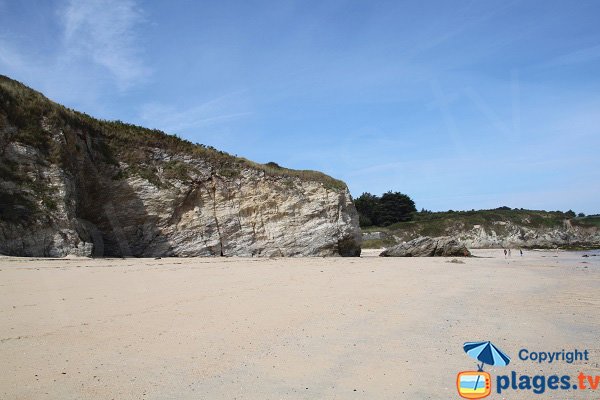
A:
<box><xmin>380</xmin><ymin>236</ymin><xmax>471</xmax><ymax>257</ymax></box>
<box><xmin>455</xmin><ymin>220</ymin><xmax>600</xmax><ymax>249</ymax></box>
<box><xmin>0</xmin><ymin>75</ymin><xmax>361</xmax><ymax>257</ymax></box>
<box><xmin>362</xmin><ymin>209</ymin><xmax>600</xmax><ymax>250</ymax></box>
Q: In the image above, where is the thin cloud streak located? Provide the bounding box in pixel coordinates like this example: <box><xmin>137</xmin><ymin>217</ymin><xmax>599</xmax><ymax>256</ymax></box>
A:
<box><xmin>138</xmin><ymin>93</ymin><xmax>252</xmax><ymax>135</ymax></box>
<box><xmin>61</xmin><ymin>0</ymin><xmax>150</xmax><ymax>90</ymax></box>
<box><xmin>0</xmin><ymin>0</ymin><xmax>151</xmax><ymax>113</ymax></box>
<box><xmin>544</xmin><ymin>44</ymin><xmax>600</xmax><ymax>67</ymax></box>
<box><xmin>0</xmin><ymin>39</ymin><xmax>26</xmax><ymax>71</ymax></box>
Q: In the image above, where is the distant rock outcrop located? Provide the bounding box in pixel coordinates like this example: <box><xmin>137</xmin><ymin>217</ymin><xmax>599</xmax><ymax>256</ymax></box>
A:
<box><xmin>370</xmin><ymin>212</ymin><xmax>600</xmax><ymax>250</ymax></box>
<box><xmin>0</xmin><ymin>75</ymin><xmax>361</xmax><ymax>257</ymax></box>
<box><xmin>458</xmin><ymin>222</ymin><xmax>599</xmax><ymax>249</ymax></box>
<box><xmin>380</xmin><ymin>236</ymin><xmax>471</xmax><ymax>257</ymax></box>
<box><xmin>362</xmin><ymin>231</ymin><xmax>389</xmax><ymax>241</ymax></box>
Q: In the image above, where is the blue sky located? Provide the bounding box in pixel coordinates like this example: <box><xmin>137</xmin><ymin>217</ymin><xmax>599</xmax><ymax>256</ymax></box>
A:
<box><xmin>1</xmin><ymin>0</ymin><xmax>599</xmax><ymax>213</ymax></box>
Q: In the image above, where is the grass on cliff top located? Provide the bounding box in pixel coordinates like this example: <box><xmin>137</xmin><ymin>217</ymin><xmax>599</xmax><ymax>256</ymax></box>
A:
<box><xmin>361</xmin><ymin>238</ymin><xmax>397</xmax><ymax>249</ymax></box>
<box><xmin>362</xmin><ymin>208</ymin><xmax>597</xmax><ymax>236</ymax></box>
<box><xmin>0</xmin><ymin>75</ymin><xmax>347</xmax><ymax>191</ymax></box>
<box><xmin>573</xmin><ymin>215</ymin><xmax>600</xmax><ymax>228</ymax></box>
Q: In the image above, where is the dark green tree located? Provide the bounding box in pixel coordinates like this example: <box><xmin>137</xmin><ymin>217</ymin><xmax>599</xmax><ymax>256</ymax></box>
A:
<box><xmin>374</xmin><ymin>191</ymin><xmax>416</xmax><ymax>226</ymax></box>
<box><xmin>265</xmin><ymin>161</ymin><xmax>282</xmax><ymax>169</ymax></box>
<box><xmin>355</xmin><ymin>192</ymin><xmax>379</xmax><ymax>227</ymax></box>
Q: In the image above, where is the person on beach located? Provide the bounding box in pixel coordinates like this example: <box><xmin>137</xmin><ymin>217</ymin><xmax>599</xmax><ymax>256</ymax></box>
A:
<box><xmin>508</xmin><ymin>248</ymin><xmax>512</xmax><ymax>257</ymax></box>
<box><xmin>520</xmin><ymin>248</ymin><xmax>523</xmax><ymax>256</ymax></box>
<box><xmin>504</xmin><ymin>248</ymin><xmax>507</xmax><ymax>258</ymax></box>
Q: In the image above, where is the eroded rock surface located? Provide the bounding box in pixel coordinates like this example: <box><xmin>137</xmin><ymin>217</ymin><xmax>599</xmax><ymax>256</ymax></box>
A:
<box><xmin>380</xmin><ymin>236</ymin><xmax>471</xmax><ymax>257</ymax></box>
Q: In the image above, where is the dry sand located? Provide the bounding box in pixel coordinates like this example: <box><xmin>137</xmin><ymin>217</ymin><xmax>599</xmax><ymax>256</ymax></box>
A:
<box><xmin>1</xmin><ymin>249</ymin><xmax>599</xmax><ymax>399</ymax></box>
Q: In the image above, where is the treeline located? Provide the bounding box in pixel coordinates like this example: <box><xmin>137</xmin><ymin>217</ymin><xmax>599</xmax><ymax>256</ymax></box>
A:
<box><xmin>354</xmin><ymin>192</ymin><xmax>416</xmax><ymax>227</ymax></box>
<box><xmin>354</xmin><ymin>189</ymin><xmax>590</xmax><ymax>229</ymax></box>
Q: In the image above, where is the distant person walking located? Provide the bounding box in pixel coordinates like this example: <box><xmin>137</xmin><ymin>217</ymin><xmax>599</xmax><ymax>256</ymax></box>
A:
<box><xmin>508</xmin><ymin>248</ymin><xmax>512</xmax><ymax>257</ymax></box>
<box><xmin>504</xmin><ymin>248</ymin><xmax>507</xmax><ymax>258</ymax></box>
<box><xmin>519</xmin><ymin>248</ymin><xmax>523</xmax><ymax>256</ymax></box>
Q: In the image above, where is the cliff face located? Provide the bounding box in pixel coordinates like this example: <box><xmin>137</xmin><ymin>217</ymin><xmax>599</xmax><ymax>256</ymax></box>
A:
<box><xmin>365</xmin><ymin>220</ymin><xmax>600</xmax><ymax>250</ymax></box>
<box><xmin>455</xmin><ymin>221</ymin><xmax>600</xmax><ymax>249</ymax></box>
<box><xmin>0</xmin><ymin>76</ymin><xmax>361</xmax><ymax>257</ymax></box>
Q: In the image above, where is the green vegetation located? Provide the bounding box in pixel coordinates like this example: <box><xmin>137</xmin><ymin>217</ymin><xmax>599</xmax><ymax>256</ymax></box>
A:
<box><xmin>408</xmin><ymin>208</ymin><xmax>566</xmax><ymax>229</ymax></box>
<box><xmin>163</xmin><ymin>160</ymin><xmax>191</xmax><ymax>181</ymax></box>
<box><xmin>0</xmin><ymin>75</ymin><xmax>347</xmax><ymax>191</ymax></box>
<box><xmin>241</xmin><ymin>158</ymin><xmax>346</xmax><ymax>190</ymax></box>
<box><xmin>573</xmin><ymin>215</ymin><xmax>600</xmax><ymax>228</ymax></box>
<box><xmin>355</xmin><ymin>191</ymin><xmax>416</xmax><ymax>227</ymax></box>
<box><xmin>364</xmin><ymin>207</ymin><xmax>598</xmax><ymax>241</ymax></box>
<box><xmin>361</xmin><ymin>238</ymin><xmax>397</xmax><ymax>249</ymax></box>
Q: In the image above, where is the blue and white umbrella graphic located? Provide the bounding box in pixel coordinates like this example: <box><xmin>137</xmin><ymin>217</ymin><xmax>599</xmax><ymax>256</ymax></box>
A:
<box><xmin>463</xmin><ymin>341</ymin><xmax>510</xmax><ymax>395</ymax></box>
<box><xmin>464</xmin><ymin>341</ymin><xmax>511</xmax><ymax>370</ymax></box>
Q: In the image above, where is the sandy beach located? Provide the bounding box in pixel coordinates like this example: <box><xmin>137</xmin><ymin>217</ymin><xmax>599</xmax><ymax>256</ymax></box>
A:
<box><xmin>1</xmin><ymin>249</ymin><xmax>599</xmax><ymax>399</ymax></box>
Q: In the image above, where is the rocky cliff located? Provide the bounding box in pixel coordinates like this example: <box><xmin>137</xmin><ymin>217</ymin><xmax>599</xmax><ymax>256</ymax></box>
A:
<box><xmin>0</xmin><ymin>75</ymin><xmax>361</xmax><ymax>257</ymax></box>
<box><xmin>380</xmin><ymin>236</ymin><xmax>471</xmax><ymax>257</ymax></box>
<box><xmin>455</xmin><ymin>220</ymin><xmax>600</xmax><ymax>249</ymax></box>
<box><xmin>362</xmin><ymin>210</ymin><xmax>600</xmax><ymax>249</ymax></box>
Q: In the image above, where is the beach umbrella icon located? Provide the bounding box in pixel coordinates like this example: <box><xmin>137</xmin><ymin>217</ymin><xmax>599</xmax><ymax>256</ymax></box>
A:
<box><xmin>464</xmin><ymin>341</ymin><xmax>511</xmax><ymax>370</ymax></box>
<box><xmin>462</xmin><ymin>341</ymin><xmax>510</xmax><ymax>396</ymax></box>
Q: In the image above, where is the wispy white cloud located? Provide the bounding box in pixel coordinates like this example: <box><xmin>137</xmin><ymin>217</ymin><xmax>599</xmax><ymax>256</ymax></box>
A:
<box><xmin>544</xmin><ymin>44</ymin><xmax>600</xmax><ymax>67</ymax></box>
<box><xmin>0</xmin><ymin>0</ymin><xmax>150</xmax><ymax>113</ymax></box>
<box><xmin>138</xmin><ymin>93</ymin><xmax>252</xmax><ymax>135</ymax></box>
<box><xmin>60</xmin><ymin>0</ymin><xmax>150</xmax><ymax>89</ymax></box>
<box><xmin>0</xmin><ymin>39</ymin><xmax>26</xmax><ymax>71</ymax></box>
